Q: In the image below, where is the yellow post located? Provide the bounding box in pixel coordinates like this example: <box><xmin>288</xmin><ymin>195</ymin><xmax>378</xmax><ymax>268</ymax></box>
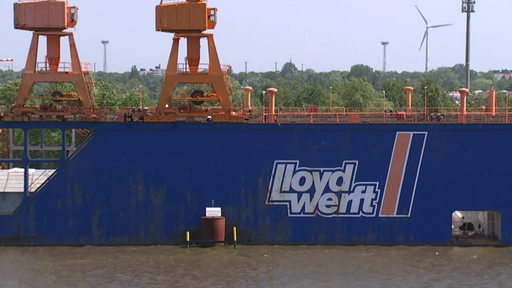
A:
<box><xmin>233</xmin><ymin>226</ymin><xmax>237</xmax><ymax>249</ymax></box>
<box><xmin>186</xmin><ymin>231</ymin><xmax>190</xmax><ymax>248</ymax></box>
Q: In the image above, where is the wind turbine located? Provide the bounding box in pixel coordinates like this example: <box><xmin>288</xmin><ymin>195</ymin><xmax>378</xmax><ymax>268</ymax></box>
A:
<box><xmin>416</xmin><ymin>5</ymin><xmax>452</xmax><ymax>73</ymax></box>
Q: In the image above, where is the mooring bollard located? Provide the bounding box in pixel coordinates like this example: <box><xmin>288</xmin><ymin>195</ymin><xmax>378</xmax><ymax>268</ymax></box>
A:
<box><xmin>233</xmin><ymin>226</ymin><xmax>237</xmax><ymax>249</ymax></box>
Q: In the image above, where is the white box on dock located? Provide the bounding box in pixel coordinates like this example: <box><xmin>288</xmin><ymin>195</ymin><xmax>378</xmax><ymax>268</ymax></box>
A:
<box><xmin>206</xmin><ymin>207</ymin><xmax>222</xmax><ymax>217</ymax></box>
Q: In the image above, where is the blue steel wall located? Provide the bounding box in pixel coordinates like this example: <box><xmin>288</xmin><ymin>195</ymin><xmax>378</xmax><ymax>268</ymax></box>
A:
<box><xmin>0</xmin><ymin>122</ymin><xmax>511</xmax><ymax>245</ymax></box>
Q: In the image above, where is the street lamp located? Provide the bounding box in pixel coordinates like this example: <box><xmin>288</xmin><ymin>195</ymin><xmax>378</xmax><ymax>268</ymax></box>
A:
<box><xmin>424</xmin><ymin>86</ymin><xmax>428</xmax><ymax>120</ymax></box>
<box><xmin>382</xmin><ymin>90</ymin><xmax>387</xmax><ymax>122</ymax></box>
<box><xmin>501</xmin><ymin>90</ymin><xmax>509</xmax><ymax>123</ymax></box>
<box><xmin>329</xmin><ymin>87</ymin><xmax>333</xmax><ymax>112</ymax></box>
<box><xmin>462</xmin><ymin>0</ymin><xmax>475</xmax><ymax>90</ymax></box>
<box><xmin>139</xmin><ymin>85</ymin><xmax>144</xmax><ymax>108</ymax></box>
<box><xmin>507</xmin><ymin>91</ymin><xmax>510</xmax><ymax>123</ymax></box>
<box><xmin>262</xmin><ymin>91</ymin><xmax>266</xmax><ymax>122</ymax></box>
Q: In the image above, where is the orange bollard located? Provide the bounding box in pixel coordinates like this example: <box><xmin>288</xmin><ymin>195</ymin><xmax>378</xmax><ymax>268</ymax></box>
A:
<box><xmin>459</xmin><ymin>88</ymin><xmax>469</xmax><ymax>123</ymax></box>
<box><xmin>405</xmin><ymin>87</ymin><xmax>414</xmax><ymax>114</ymax></box>
<box><xmin>267</xmin><ymin>88</ymin><xmax>278</xmax><ymax>123</ymax></box>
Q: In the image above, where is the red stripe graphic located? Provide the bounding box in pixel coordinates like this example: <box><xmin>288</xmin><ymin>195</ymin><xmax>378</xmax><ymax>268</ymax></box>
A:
<box><xmin>380</xmin><ymin>133</ymin><xmax>411</xmax><ymax>216</ymax></box>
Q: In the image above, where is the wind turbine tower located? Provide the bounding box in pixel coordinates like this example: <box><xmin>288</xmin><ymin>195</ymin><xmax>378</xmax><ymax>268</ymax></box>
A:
<box><xmin>416</xmin><ymin>6</ymin><xmax>452</xmax><ymax>73</ymax></box>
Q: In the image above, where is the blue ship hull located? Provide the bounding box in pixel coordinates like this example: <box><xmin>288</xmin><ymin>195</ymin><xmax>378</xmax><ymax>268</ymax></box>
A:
<box><xmin>0</xmin><ymin>121</ymin><xmax>510</xmax><ymax>245</ymax></box>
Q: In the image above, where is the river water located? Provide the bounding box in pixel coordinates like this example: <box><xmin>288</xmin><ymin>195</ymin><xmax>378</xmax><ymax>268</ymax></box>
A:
<box><xmin>0</xmin><ymin>245</ymin><xmax>510</xmax><ymax>288</ymax></box>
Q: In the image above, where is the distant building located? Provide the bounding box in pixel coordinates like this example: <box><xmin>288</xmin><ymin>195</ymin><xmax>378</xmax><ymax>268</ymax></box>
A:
<box><xmin>492</xmin><ymin>69</ymin><xmax>512</xmax><ymax>80</ymax></box>
<box><xmin>139</xmin><ymin>65</ymin><xmax>165</xmax><ymax>76</ymax></box>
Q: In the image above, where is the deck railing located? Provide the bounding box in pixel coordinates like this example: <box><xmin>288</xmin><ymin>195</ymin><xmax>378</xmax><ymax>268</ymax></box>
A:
<box><xmin>245</xmin><ymin>106</ymin><xmax>512</xmax><ymax>124</ymax></box>
<box><xmin>2</xmin><ymin>104</ymin><xmax>511</xmax><ymax>124</ymax></box>
<box><xmin>96</xmin><ymin>106</ymin><xmax>512</xmax><ymax>124</ymax></box>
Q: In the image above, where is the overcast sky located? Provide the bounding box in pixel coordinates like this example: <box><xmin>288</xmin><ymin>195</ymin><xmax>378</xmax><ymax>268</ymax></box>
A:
<box><xmin>0</xmin><ymin>0</ymin><xmax>509</xmax><ymax>73</ymax></box>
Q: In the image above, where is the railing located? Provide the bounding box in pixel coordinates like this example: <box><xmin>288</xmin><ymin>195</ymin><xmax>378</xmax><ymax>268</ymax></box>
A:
<box><xmin>249</xmin><ymin>106</ymin><xmax>512</xmax><ymax>124</ymax></box>
<box><xmin>3</xmin><ymin>103</ymin><xmax>512</xmax><ymax>124</ymax></box>
<box><xmin>160</xmin><ymin>0</ymin><xmax>186</xmax><ymax>4</ymax></box>
<box><xmin>36</xmin><ymin>62</ymin><xmax>93</xmax><ymax>73</ymax></box>
<box><xmin>176</xmin><ymin>63</ymin><xmax>231</xmax><ymax>75</ymax></box>
<box><xmin>80</xmin><ymin>106</ymin><xmax>512</xmax><ymax>124</ymax></box>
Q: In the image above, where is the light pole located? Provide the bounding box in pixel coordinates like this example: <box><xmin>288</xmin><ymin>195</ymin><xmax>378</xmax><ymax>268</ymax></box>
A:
<box><xmin>462</xmin><ymin>0</ymin><xmax>475</xmax><ymax>90</ymax></box>
<box><xmin>262</xmin><ymin>91</ymin><xmax>266</xmax><ymax>122</ymax></box>
<box><xmin>507</xmin><ymin>91</ymin><xmax>510</xmax><ymax>123</ymax></box>
<box><xmin>139</xmin><ymin>85</ymin><xmax>144</xmax><ymax>108</ymax></box>
<box><xmin>501</xmin><ymin>90</ymin><xmax>509</xmax><ymax>123</ymax></box>
<box><xmin>424</xmin><ymin>86</ymin><xmax>428</xmax><ymax>119</ymax></box>
<box><xmin>101</xmin><ymin>40</ymin><xmax>109</xmax><ymax>72</ymax></box>
<box><xmin>244</xmin><ymin>61</ymin><xmax>248</xmax><ymax>87</ymax></box>
<box><xmin>329</xmin><ymin>86</ymin><xmax>333</xmax><ymax>112</ymax></box>
<box><xmin>382</xmin><ymin>90</ymin><xmax>387</xmax><ymax>122</ymax></box>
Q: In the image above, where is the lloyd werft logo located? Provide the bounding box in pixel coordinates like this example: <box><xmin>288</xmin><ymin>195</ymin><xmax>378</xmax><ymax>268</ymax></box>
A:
<box><xmin>266</xmin><ymin>132</ymin><xmax>428</xmax><ymax>218</ymax></box>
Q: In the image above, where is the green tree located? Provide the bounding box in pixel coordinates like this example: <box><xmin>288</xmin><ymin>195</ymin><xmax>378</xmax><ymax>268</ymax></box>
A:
<box><xmin>296</xmin><ymin>83</ymin><xmax>326</xmax><ymax>107</ymax></box>
<box><xmin>495</xmin><ymin>78</ymin><xmax>512</xmax><ymax>91</ymax></box>
<box><xmin>128</xmin><ymin>65</ymin><xmax>140</xmax><ymax>80</ymax></box>
<box><xmin>417</xmin><ymin>78</ymin><xmax>457</xmax><ymax>113</ymax></box>
<box><xmin>471</xmin><ymin>77</ymin><xmax>493</xmax><ymax>91</ymax></box>
<box><xmin>0</xmin><ymin>70</ymin><xmax>21</xmax><ymax>83</ymax></box>
<box><xmin>383</xmin><ymin>78</ymin><xmax>411</xmax><ymax>109</ymax></box>
<box><xmin>280</xmin><ymin>62</ymin><xmax>298</xmax><ymax>76</ymax></box>
<box><xmin>340</xmin><ymin>78</ymin><xmax>383</xmax><ymax>109</ymax></box>
<box><xmin>348</xmin><ymin>64</ymin><xmax>381</xmax><ymax>89</ymax></box>
<box><xmin>427</xmin><ymin>67</ymin><xmax>462</xmax><ymax>90</ymax></box>
<box><xmin>120</xmin><ymin>89</ymin><xmax>141</xmax><ymax>107</ymax></box>
<box><xmin>0</xmin><ymin>79</ymin><xmax>20</xmax><ymax>106</ymax></box>
<box><xmin>94</xmin><ymin>78</ymin><xmax>121</xmax><ymax>107</ymax></box>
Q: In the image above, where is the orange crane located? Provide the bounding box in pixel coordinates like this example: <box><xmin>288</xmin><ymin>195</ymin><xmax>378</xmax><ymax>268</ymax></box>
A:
<box><xmin>6</xmin><ymin>0</ymin><xmax>94</xmax><ymax>121</ymax></box>
<box><xmin>148</xmin><ymin>0</ymin><xmax>243</xmax><ymax>122</ymax></box>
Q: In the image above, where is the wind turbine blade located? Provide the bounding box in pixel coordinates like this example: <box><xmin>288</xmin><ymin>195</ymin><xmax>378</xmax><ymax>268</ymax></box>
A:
<box><xmin>430</xmin><ymin>23</ymin><xmax>452</xmax><ymax>29</ymax></box>
<box><xmin>415</xmin><ymin>5</ymin><xmax>428</xmax><ymax>25</ymax></box>
<box><xmin>419</xmin><ymin>30</ymin><xmax>428</xmax><ymax>50</ymax></box>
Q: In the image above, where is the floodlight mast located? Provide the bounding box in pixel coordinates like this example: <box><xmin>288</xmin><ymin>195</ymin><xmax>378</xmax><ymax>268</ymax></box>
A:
<box><xmin>462</xmin><ymin>0</ymin><xmax>475</xmax><ymax>90</ymax></box>
<box><xmin>381</xmin><ymin>41</ymin><xmax>389</xmax><ymax>75</ymax></box>
<box><xmin>101</xmin><ymin>40</ymin><xmax>109</xmax><ymax>73</ymax></box>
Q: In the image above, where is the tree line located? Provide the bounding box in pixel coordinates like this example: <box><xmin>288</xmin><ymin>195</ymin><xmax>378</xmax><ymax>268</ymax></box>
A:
<box><xmin>1</xmin><ymin>63</ymin><xmax>512</xmax><ymax>113</ymax></box>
